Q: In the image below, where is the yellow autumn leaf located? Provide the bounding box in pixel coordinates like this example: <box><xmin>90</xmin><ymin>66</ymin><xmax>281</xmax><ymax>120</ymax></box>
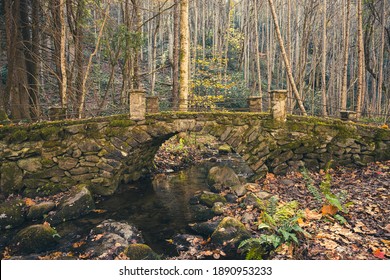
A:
<box><xmin>25</xmin><ymin>198</ymin><xmax>36</xmax><ymax>207</ymax></box>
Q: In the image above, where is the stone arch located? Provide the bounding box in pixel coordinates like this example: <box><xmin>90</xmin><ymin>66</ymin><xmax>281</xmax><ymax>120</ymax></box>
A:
<box><xmin>0</xmin><ymin>113</ymin><xmax>389</xmax><ymax>198</ymax></box>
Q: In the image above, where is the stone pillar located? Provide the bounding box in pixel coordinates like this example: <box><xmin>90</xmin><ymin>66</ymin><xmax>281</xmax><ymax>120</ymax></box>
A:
<box><xmin>270</xmin><ymin>90</ymin><xmax>287</xmax><ymax>122</ymax></box>
<box><xmin>340</xmin><ymin>110</ymin><xmax>357</xmax><ymax>121</ymax></box>
<box><xmin>129</xmin><ymin>89</ymin><xmax>146</xmax><ymax>121</ymax></box>
<box><xmin>247</xmin><ymin>96</ymin><xmax>262</xmax><ymax>112</ymax></box>
<box><xmin>146</xmin><ymin>96</ymin><xmax>159</xmax><ymax>114</ymax></box>
<box><xmin>48</xmin><ymin>107</ymin><xmax>66</xmax><ymax>120</ymax></box>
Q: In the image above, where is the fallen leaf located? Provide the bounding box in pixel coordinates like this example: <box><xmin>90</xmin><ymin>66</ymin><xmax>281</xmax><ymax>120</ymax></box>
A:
<box><xmin>322</xmin><ymin>205</ymin><xmax>338</xmax><ymax>216</ymax></box>
<box><xmin>91</xmin><ymin>209</ymin><xmax>107</xmax><ymax>214</ymax></box>
<box><xmin>373</xmin><ymin>249</ymin><xmax>385</xmax><ymax>259</ymax></box>
<box><xmin>43</xmin><ymin>221</ymin><xmax>51</xmax><ymax>227</ymax></box>
<box><xmin>25</xmin><ymin>198</ymin><xmax>36</xmax><ymax>207</ymax></box>
<box><xmin>72</xmin><ymin>241</ymin><xmax>86</xmax><ymax>248</ymax></box>
<box><xmin>384</xmin><ymin>224</ymin><xmax>390</xmax><ymax>233</ymax></box>
<box><xmin>305</xmin><ymin>208</ymin><xmax>322</xmax><ymax>220</ymax></box>
<box><xmin>202</xmin><ymin>250</ymin><xmax>213</xmax><ymax>256</ymax></box>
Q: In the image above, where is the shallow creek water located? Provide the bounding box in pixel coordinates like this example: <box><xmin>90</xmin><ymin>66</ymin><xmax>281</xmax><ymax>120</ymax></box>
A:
<box><xmin>8</xmin><ymin>154</ymin><xmax>253</xmax><ymax>258</ymax></box>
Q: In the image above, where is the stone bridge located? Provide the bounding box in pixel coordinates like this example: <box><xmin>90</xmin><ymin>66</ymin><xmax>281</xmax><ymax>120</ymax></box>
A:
<box><xmin>0</xmin><ymin>112</ymin><xmax>389</xmax><ymax>197</ymax></box>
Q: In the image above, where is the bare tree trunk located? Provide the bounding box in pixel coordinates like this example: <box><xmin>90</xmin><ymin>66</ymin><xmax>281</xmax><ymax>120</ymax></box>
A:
<box><xmin>377</xmin><ymin>1</ymin><xmax>385</xmax><ymax>115</ymax></box>
<box><xmin>267</xmin><ymin>0</ymin><xmax>306</xmax><ymax>115</ymax></box>
<box><xmin>172</xmin><ymin>0</ymin><xmax>180</xmax><ymax>109</ymax></box>
<box><xmin>254</xmin><ymin>0</ymin><xmax>263</xmax><ymax>107</ymax></box>
<box><xmin>321</xmin><ymin>0</ymin><xmax>327</xmax><ymax>116</ymax></box>
<box><xmin>179</xmin><ymin>0</ymin><xmax>189</xmax><ymax>111</ymax></box>
<box><xmin>341</xmin><ymin>0</ymin><xmax>350</xmax><ymax>111</ymax></box>
<box><xmin>78</xmin><ymin>5</ymin><xmax>109</xmax><ymax>118</ymax></box>
<box><xmin>59</xmin><ymin>0</ymin><xmax>68</xmax><ymax>111</ymax></box>
<box><xmin>356</xmin><ymin>0</ymin><xmax>365</xmax><ymax>119</ymax></box>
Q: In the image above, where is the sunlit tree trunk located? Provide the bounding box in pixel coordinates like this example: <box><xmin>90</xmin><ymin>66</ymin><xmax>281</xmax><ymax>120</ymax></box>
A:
<box><xmin>179</xmin><ymin>0</ymin><xmax>189</xmax><ymax>111</ymax></box>
<box><xmin>267</xmin><ymin>0</ymin><xmax>306</xmax><ymax>115</ymax></box>
<box><xmin>341</xmin><ymin>0</ymin><xmax>350</xmax><ymax>111</ymax></box>
<box><xmin>356</xmin><ymin>0</ymin><xmax>365</xmax><ymax>119</ymax></box>
<box><xmin>321</xmin><ymin>0</ymin><xmax>327</xmax><ymax>116</ymax></box>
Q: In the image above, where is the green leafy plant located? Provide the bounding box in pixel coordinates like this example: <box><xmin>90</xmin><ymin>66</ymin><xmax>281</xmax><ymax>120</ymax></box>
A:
<box><xmin>301</xmin><ymin>164</ymin><xmax>352</xmax><ymax>223</ymax></box>
<box><xmin>239</xmin><ymin>196</ymin><xmax>308</xmax><ymax>260</ymax></box>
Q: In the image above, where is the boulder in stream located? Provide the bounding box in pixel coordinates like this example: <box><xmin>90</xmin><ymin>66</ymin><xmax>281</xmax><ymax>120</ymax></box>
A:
<box><xmin>123</xmin><ymin>244</ymin><xmax>160</xmax><ymax>260</ymax></box>
<box><xmin>47</xmin><ymin>184</ymin><xmax>95</xmax><ymax>225</ymax></box>
<box><xmin>11</xmin><ymin>224</ymin><xmax>60</xmax><ymax>254</ymax></box>
<box><xmin>207</xmin><ymin>166</ymin><xmax>241</xmax><ymax>192</ymax></box>
<box><xmin>211</xmin><ymin>217</ymin><xmax>251</xmax><ymax>248</ymax></box>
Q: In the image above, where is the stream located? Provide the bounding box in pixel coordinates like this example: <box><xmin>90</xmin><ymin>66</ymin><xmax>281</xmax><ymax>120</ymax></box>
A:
<box><xmin>52</xmin><ymin>154</ymin><xmax>253</xmax><ymax>258</ymax></box>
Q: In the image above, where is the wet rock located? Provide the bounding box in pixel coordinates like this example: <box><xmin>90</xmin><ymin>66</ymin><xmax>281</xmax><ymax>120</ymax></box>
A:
<box><xmin>47</xmin><ymin>184</ymin><xmax>95</xmax><ymax>225</ymax></box>
<box><xmin>0</xmin><ymin>162</ymin><xmax>23</xmax><ymax>195</ymax></box>
<box><xmin>11</xmin><ymin>224</ymin><xmax>59</xmax><ymax>254</ymax></box>
<box><xmin>190</xmin><ymin>205</ymin><xmax>215</xmax><ymax>222</ymax></box>
<box><xmin>211</xmin><ymin>217</ymin><xmax>251</xmax><ymax>248</ymax></box>
<box><xmin>199</xmin><ymin>191</ymin><xmax>226</xmax><ymax>207</ymax></box>
<box><xmin>189</xmin><ymin>219</ymin><xmax>222</xmax><ymax>237</ymax></box>
<box><xmin>27</xmin><ymin>201</ymin><xmax>56</xmax><ymax>221</ymax></box>
<box><xmin>207</xmin><ymin>166</ymin><xmax>241</xmax><ymax>192</ymax></box>
<box><xmin>0</xmin><ymin>199</ymin><xmax>25</xmax><ymax>230</ymax></box>
<box><xmin>212</xmin><ymin>202</ymin><xmax>225</xmax><ymax>215</ymax></box>
<box><xmin>84</xmin><ymin>219</ymin><xmax>144</xmax><ymax>259</ymax></box>
<box><xmin>123</xmin><ymin>244</ymin><xmax>160</xmax><ymax>260</ymax></box>
<box><xmin>225</xmin><ymin>193</ymin><xmax>238</xmax><ymax>203</ymax></box>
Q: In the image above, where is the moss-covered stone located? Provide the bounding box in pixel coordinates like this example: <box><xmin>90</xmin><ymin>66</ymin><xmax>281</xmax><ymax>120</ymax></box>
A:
<box><xmin>11</xmin><ymin>224</ymin><xmax>59</xmax><ymax>254</ymax></box>
<box><xmin>47</xmin><ymin>184</ymin><xmax>95</xmax><ymax>225</ymax></box>
<box><xmin>207</xmin><ymin>166</ymin><xmax>241</xmax><ymax>192</ymax></box>
<box><xmin>211</xmin><ymin>217</ymin><xmax>251</xmax><ymax>247</ymax></box>
<box><xmin>0</xmin><ymin>199</ymin><xmax>25</xmax><ymax>230</ymax></box>
<box><xmin>8</xmin><ymin>129</ymin><xmax>28</xmax><ymax>144</ymax></box>
<box><xmin>199</xmin><ymin>191</ymin><xmax>227</xmax><ymax>207</ymax></box>
<box><xmin>0</xmin><ymin>162</ymin><xmax>24</xmax><ymax>195</ymax></box>
<box><xmin>27</xmin><ymin>201</ymin><xmax>56</xmax><ymax>220</ymax></box>
<box><xmin>123</xmin><ymin>244</ymin><xmax>160</xmax><ymax>260</ymax></box>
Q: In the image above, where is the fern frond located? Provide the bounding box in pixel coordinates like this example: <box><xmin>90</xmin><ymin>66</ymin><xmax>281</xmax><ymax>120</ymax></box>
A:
<box><xmin>267</xmin><ymin>196</ymin><xmax>278</xmax><ymax>216</ymax></box>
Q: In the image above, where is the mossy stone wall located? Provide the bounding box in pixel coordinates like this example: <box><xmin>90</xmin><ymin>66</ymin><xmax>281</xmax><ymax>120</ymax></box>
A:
<box><xmin>0</xmin><ymin>113</ymin><xmax>389</xmax><ymax>197</ymax></box>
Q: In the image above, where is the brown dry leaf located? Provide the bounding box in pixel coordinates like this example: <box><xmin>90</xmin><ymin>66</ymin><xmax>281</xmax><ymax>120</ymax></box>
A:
<box><xmin>93</xmin><ymin>234</ymin><xmax>104</xmax><ymax>241</ymax></box>
<box><xmin>72</xmin><ymin>241</ymin><xmax>86</xmax><ymax>248</ymax></box>
<box><xmin>373</xmin><ymin>248</ymin><xmax>385</xmax><ymax>259</ymax></box>
<box><xmin>91</xmin><ymin>209</ymin><xmax>107</xmax><ymax>214</ymax></box>
<box><xmin>115</xmin><ymin>252</ymin><xmax>129</xmax><ymax>260</ymax></box>
<box><xmin>321</xmin><ymin>205</ymin><xmax>338</xmax><ymax>216</ymax></box>
<box><xmin>305</xmin><ymin>208</ymin><xmax>322</xmax><ymax>220</ymax></box>
<box><xmin>384</xmin><ymin>224</ymin><xmax>390</xmax><ymax>233</ymax></box>
<box><xmin>318</xmin><ymin>238</ymin><xmax>339</xmax><ymax>250</ymax></box>
<box><xmin>114</xmin><ymin>242</ymin><xmax>122</xmax><ymax>247</ymax></box>
<box><xmin>202</xmin><ymin>250</ymin><xmax>213</xmax><ymax>256</ymax></box>
<box><xmin>354</xmin><ymin>221</ymin><xmax>377</xmax><ymax>234</ymax></box>
<box><xmin>213</xmin><ymin>253</ymin><xmax>220</xmax><ymax>259</ymax></box>
<box><xmin>25</xmin><ymin>198</ymin><xmax>36</xmax><ymax>207</ymax></box>
<box><xmin>43</xmin><ymin>221</ymin><xmax>51</xmax><ymax>227</ymax></box>
<box><xmin>266</xmin><ymin>173</ymin><xmax>276</xmax><ymax>181</ymax></box>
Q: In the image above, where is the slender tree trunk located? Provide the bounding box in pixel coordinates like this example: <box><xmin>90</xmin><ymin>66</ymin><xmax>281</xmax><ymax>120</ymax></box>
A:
<box><xmin>172</xmin><ymin>0</ymin><xmax>180</xmax><ymax>109</ymax></box>
<box><xmin>267</xmin><ymin>0</ymin><xmax>306</xmax><ymax>115</ymax></box>
<box><xmin>179</xmin><ymin>0</ymin><xmax>189</xmax><ymax>111</ymax></box>
<box><xmin>59</xmin><ymin>0</ymin><xmax>67</xmax><ymax>111</ymax></box>
<box><xmin>254</xmin><ymin>0</ymin><xmax>263</xmax><ymax>107</ymax></box>
<box><xmin>377</xmin><ymin>1</ymin><xmax>385</xmax><ymax>115</ymax></box>
<box><xmin>356</xmin><ymin>0</ymin><xmax>365</xmax><ymax>118</ymax></box>
<box><xmin>341</xmin><ymin>0</ymin><xmax>350</xmax><ymax>111</ymax></box>
<box><xmin>78</xmin><ymin>5</ymin><xmax>109</xmax><ymax>118</ymax></box>
<box><xmin>321</xmin><ymin>0</ymin><xmax>327</xmax><ymax>116</ymax></box>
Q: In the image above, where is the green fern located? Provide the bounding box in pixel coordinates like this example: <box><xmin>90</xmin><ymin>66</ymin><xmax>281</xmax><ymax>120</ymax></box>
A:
<box><xmin>240</xmin><ymin>199</ymin><xmax>307</xmax><ymax>260</ymax></box>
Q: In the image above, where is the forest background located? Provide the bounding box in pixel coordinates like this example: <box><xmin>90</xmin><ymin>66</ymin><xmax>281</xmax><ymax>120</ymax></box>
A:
<box><xmin>0</xmin><ymin>0</ymin><xmax>388</xmax><ymax>123</ymax></box>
